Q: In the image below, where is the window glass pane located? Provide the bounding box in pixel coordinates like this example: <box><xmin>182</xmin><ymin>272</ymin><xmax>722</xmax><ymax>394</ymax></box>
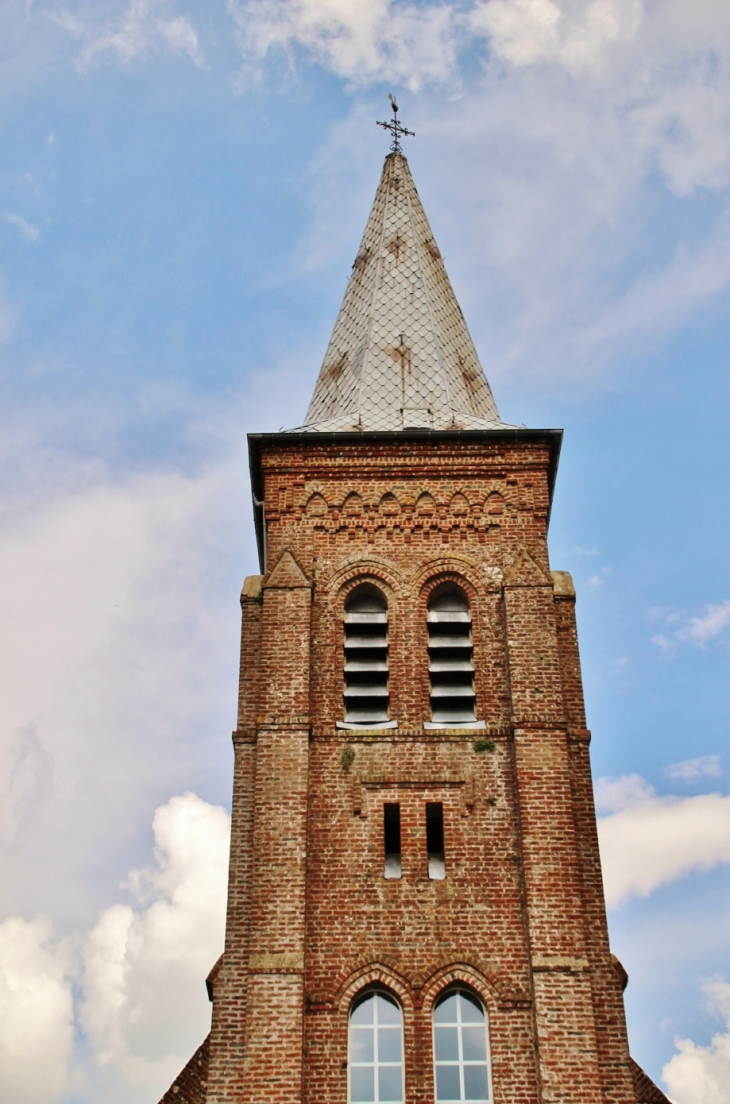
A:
<box><xmin>461</xmin><ymin>1027</ymin><xmax>487</xmax><ymax>1062</ymax></box>
<box><xmin>351</xmin><ymin>1066</ymin><xmax>375</xmax><ymax>1102</ymax></box>
<box><xmin>433</xmin><ymin>990</ymin><xmax>491</xmax><ymax>1103</ymax></box>
<box><xmin>458</xmin><ymin>992</ymin><xmax>484</xmax><ymax>1023</ymax></box>
<box><xmin>463</xmin><ymin>1064</ymin><xmax>489</xmax><ymax>1101</ymax></box>
<box><xmin>351</xmin><ymin>996</ymin><xmax>375</xmax><ymax>1025</ymax></box>
<box><xmin>378</xmin><ymin>1027</ymin><xmax>402</xmax><ymax>1063</ymax></box>
<box><xmin>350</xmin><ymin>1028</ymin><xmax>374</xmax><ymax>1063</ymax></box>
<box><xmin>433</xmin><ymin>993</ymin><xmax>458</xmax><ymax>1023</ymax></box>
<box><xmin>434</xmin><ymin>1027</ymin><xmax>459</xmax><ymax>1061</ymax></box>
<box><xmin>350</xmin><ymin>992</ymin><xmax>404</xmax><ymax>1104</ymax></box>
<box><xmin>378</xmin><ymin>1066</ymin><xmax>403</xmax><ymax>1102</ymax></box>
<box><xmin>436</xmin><ymin>1065</ymin><xmax>461</xmax><ymax>1100</ymax></box>
<box><xmin>376</xmin><ymin>994</ymin><xmax>401</xmax><ymax>1024</ymax></box>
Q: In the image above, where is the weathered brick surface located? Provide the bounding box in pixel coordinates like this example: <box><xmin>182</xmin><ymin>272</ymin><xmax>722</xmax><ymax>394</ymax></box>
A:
<box><xmin>175</xmin><ymin>432</ymin><xmax>645</xmax><ymax>1104</ymax></box>
<box><xmin>630</xmin><ymin>1058</ymin><xmax>671</xmax><ymax>1104</ymax></box>
<box><xmin>205</xmin><ymin>587</ymin><xmax>260</xmax><ymax>1102</ymax></box>
<box><xmin>161</xmin><ymin>1034</ymin><xmax>209</xmax><ymax>1103</ymax></box>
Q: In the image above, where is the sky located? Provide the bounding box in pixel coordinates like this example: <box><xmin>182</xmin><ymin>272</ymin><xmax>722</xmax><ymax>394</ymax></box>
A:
<box><xmin>0</xmin><ymin>0</ymin><xmax>728</xmax><ymax>1101</ymax></box>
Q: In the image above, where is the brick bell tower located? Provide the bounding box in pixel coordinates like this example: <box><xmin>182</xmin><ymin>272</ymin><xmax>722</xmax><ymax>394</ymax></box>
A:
<box><xmin>160</xmin><ymin>119</ymin><xmax>669</xmax><ymax>1104</ymax></box>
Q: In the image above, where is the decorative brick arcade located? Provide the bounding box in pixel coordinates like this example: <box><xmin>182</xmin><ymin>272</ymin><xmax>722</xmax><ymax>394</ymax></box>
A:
<box><xmin>159</xmin><ymin>145</ymin><xmax>668</xmax><ymax>1104</ymax></box>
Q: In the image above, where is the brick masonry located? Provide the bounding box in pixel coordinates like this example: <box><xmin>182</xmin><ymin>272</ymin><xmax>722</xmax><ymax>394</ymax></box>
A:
<box><xmin>161</xmin><ymin>430</ymin><xmax>669</xmax><ymax>1104</ymax></box>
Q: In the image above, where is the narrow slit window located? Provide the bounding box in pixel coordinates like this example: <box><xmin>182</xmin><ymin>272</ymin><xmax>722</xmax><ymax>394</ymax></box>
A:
<box><xmin>427</xmin><ymin>587</ymin><xmax>476</xmax><ymax>726</ymax></box>
<box><xmin>344</xmin><ymin>588</ymin><xmax>389</xmax><ymax>726</ymax></box>
<box><xmin>426</xmin><ymin>802</ymin><xmax>445</xmax><ymax>880</ymax></box>
<box><xmin>384</xmin><ymin>803</ymin><xmax>402</xmax><ymax>879</ymax></box>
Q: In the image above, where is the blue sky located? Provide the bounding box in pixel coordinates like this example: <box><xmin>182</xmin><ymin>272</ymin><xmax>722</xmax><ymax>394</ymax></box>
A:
<box><xmin>0</xmin><ymin>1</ymin><xmax>729</xmax><ymax>1101</ymax></box>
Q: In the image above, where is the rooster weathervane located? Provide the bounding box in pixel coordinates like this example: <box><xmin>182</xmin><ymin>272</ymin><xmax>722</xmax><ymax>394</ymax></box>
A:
<box><xmin>377</xmin><ymin>94</ymin><xmax>415</xmax><ymax>153</ymax></box>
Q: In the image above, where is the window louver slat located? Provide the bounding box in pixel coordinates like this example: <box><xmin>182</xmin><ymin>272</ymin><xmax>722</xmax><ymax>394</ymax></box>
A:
<box><xmin>428</xmin><ymin>589</ymin><xmax>476</xmax><ymax>726</ymax></box>
<box><xmin>344</xmin><ymin>590</ymin><xmax>389</xmax><ymax>725</ymax></box>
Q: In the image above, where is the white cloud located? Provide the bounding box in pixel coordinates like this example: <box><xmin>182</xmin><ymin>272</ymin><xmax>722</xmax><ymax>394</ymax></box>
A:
<box><xmin>54</xmin><ymin>0</ymin><xmax>204</xmax><ymax>71</ymax></box>
<box><xmin>253</xmin><ymin>0</ymin><xmax>730</xmax><ymax>379</ymax></box>
<box><xmin>663</xmin><ymin>979</ymin><xmax>730</xmax><ymax>1104</ymax></box>
<box><xmin>0</xmin><ymin>724</ymin><xmax>54</xmax><ymax>848</ymax></box>
<box><xmin>0</xmin><ymin>915</ymin><xmax>74</xmax><ymax>1104</ymax></box>
<box><xmin>595</xmin><ymin>772</ymin><xmax>656</xmax><ymax>813</ymax></box>
<box><xmin>229</xmin><ymin>0</ymin><xmax>463</xmax><ymax>88</ymax></box>
<box><xmin>471</xmin><ymin>0</ymin><xmax>641</xmax><ymax>75</ymax></box>
<box><xmin>666</xmin><ymin>756</ymin><xmax>723</xmax><ymax>783</ymax></box>
<box><xmin>683</xmin><ymin>601</ymin><xmax>730</xmax><ymax>647</ymax></box>
<box><xmin>0</xmin><ymin>445</ymin><xmax>244</xmax><ymax>927</ymax></box>
<box><xmin>596</xmin><ymin>774</ymin><xmax>730</xmax><ymax>907</ymax></box>
<box><xmin>79</xmin><ymin>792</ymin><xmax>229</xmax><ymax>1101</ymax></box>
<box><xmin>3</xmin><ymin>213</ymin><xmax>39</xmax><ymax>243</ymax></box>
<box><xmin>652</xmin><ymin>599</ymin><xmax>730</xmax><ymax>653</ymax></box>
<box><xmin>0</xmin><ymin>793</ymin><xmax>229</xmax><ymax>1104</ymax></box>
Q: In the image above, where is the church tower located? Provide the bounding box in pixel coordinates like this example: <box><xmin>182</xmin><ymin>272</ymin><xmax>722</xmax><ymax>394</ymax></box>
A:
<box><xmin>161</xmin><ymin>114</ymin><xmax>668</xmax><ymax>1104</ymax></box>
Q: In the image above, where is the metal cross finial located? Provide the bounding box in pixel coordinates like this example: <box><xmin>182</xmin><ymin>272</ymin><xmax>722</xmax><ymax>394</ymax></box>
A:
<box><xmin>377</xmin><ymin>94</ymin><xmax>415</xmax><ymax>153</ymax></box>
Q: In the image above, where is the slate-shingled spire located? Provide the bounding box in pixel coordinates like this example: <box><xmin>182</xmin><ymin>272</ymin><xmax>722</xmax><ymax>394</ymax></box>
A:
<box><xmin>297</xmin><ymin>151</ymin><xmax>505</xmax><ymax>433</ymax></box>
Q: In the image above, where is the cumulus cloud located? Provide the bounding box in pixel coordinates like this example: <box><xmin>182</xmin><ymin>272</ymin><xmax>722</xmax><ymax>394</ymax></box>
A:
<box><xmin>0</xmin><ymin>915</ymin><xmax>74</xmax><ymax>1104</ymax></box>
<box><xmin>0</xmin><ymin>724</ymin><xmax>54</xmax><ymax>849</ymax></box>
<box><xmin>0</xmin><ymin>793</ymin><xmax>228</xmax><ymax>1104</ymax></box>
<box><xmin>0</xmin><ymin>442</ymin><xmax>245</xmax><ymax>928</ymax></box>
<box><xmin>243</xmin><ymin>0</ymin><xmax>730</xmax><ymax>379</ymax></box>
<box><xmin>663</xmin><ymin>980</ymin><xmax>730</xmax><ymax>1104</ymax></box>
<box><xmin>665</xmin><ymin>756</ymin><xmax>723</xmax><ymax>783</ymax></box>
<box><xmin>596</xmin><ymin>774</ymin><xmax>730</xmax><ymax>907</ymax></box>
<box><xmin>471</xmin><ymin>0</ymin><xmax>641</xmax><ymax>74</ymax></box>
<box><xmin>79</xmin><ymin>792</ymin><xmax>229</xmax><ymax>1101</ymax></box>
<box><xmin>229</xmin><ymin>0</ymin><xmax>463</xmax><ymax>88</ymax></box>
<box><xmin>55</xmin><ymin>0</ymin><xmax>204</xmax><ymax>71</ymax></box>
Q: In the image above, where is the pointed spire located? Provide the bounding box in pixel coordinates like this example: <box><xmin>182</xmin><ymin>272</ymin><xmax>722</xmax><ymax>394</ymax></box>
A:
<box><xmin>297</xmin><ymin>150</ymin><xmax>505</xmax><ymax>433</ymax></box>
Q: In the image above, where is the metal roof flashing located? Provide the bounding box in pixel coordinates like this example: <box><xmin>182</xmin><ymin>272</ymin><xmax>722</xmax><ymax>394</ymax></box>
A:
<box><xmin>248</xmin><ymin>428</ymin><xmax>563</xmax><ymax>572</ymax></box>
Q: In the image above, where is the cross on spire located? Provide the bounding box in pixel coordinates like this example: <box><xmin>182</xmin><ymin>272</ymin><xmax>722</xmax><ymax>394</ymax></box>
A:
<box><xmin>377</xmin><ymin>94</ymin><xmax>415</xmax><ymax>153</ymax></box>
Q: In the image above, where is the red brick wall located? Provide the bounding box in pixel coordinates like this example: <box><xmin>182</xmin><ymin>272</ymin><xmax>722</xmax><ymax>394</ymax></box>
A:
<box><xmin>204</xmin><ymin>435</ymin><xmax>637</xmax><ymax>1104</ymax></box>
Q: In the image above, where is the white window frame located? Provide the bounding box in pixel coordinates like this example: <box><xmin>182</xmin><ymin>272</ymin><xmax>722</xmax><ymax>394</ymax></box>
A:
<box><xmin>348</xmin><ymin>990</ymin><xmax>405</xmax><ymax>1104</ymax></box>
<box><xmin>432</xmin><ymin>988</ymin><xmax>493</xmax><ymax>1104</ymax></box>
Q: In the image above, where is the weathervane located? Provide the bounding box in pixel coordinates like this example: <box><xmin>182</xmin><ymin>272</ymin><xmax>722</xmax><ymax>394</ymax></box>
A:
<box><xmin>377</xmin><ymin>94</ymin><xmax>415</xmax><ymax>153</ymax></box>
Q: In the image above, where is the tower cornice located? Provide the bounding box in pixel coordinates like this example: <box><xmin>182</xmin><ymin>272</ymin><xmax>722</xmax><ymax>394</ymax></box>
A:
<box><xmin>248</xmin><ymin>427</ymin><xmax>563</xmax><ymax>571</ymax></box>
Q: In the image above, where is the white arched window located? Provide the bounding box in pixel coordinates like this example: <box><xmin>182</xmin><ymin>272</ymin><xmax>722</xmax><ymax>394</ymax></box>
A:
<box><xmin>433</xmin><ymin>989</ymin><xmax>492</xmax><ymax>1103</ymax></box>
<box><xmin>349</xmin><ymin>990</ymin><xmax>404</xmax><ymax>1103</ymax></box>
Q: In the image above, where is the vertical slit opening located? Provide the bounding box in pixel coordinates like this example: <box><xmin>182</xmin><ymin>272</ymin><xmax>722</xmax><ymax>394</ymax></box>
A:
<box><xmin>426</xmin><ymin>802</ymin><xmax>445</xmax><ymax>880</ymax></box>
<box><xmin>384</xmin><ymin>803</ymin><xmax>402</xmax><ymax>879</ymax></box>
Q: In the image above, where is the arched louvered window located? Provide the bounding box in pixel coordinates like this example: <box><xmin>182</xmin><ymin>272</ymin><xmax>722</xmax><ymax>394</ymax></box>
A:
<box><xmin>433</xmin><ymin>989</ymin><xmax>492</xmax><ymax>1103</ymax></box>
<box><xmin>349</xmin><ymin>991</ymin><xmax>404</xmax><ymax>1103</ymax></box>
<box><xmin>344</xmin><ymin>588</ymin><xmax>389</xmax><ymax>725</ymax></box>
<box><xmin>427</xmin><ymin>587</ymin><xmax>476</xmax><ymax>725</ymax></box>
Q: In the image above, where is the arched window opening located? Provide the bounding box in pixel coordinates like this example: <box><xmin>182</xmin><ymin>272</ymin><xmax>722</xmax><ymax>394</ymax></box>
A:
<box><xmin>433</xmin><ymin>989</ymin><xmax>492</xmax><ymax>1103</ymax></box>
<box><xmin>349</xmin><ymin>990</ymin><xmax>404</xmax><ymax>1103</ymax></box>
<box><xmin>427</xmin><ymin>587</ymin><xmax>476</xmax><ymax>725</ymax></box>
<box><xmin>344</xmin><ymin>588</ymin><xmax>389</xmax><ymax>726</ymax></box>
